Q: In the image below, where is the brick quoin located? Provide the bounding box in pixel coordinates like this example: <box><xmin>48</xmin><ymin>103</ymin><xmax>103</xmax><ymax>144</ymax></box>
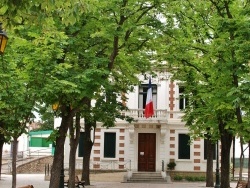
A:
<box><xmin>93</xmin><ymin>164</ymin><xmax>100</xmax><ymax>169</ymax></box>
<box><xmin>169</xmin><ymin>82</ymin><xmax>175</xmax><ymax>111</ymax></box>
<box><xmin>170</xmin><ymin>130</ymin><xmax>175</xmax><ymax>134</ymax></box>
<box><xmin>95</xmin><ymin>128</ymin><xmax>101</xmax><ymax>132</ymax></box>
<box><xmin>194</xmin><ymin>159</ymin><xmax>200</xmax><ymax>163</ymax></box>
<box><xmin>194</xmin><ymin>144</ymin><xmax>200</xmax><ymax>149</ymax></box>
<box><xmin>95</xmin><ymin>135</ymin><xmax>101</xmax><ymax>139</ymax></box>
<box><xmin>119</xmin><ymin>143</ymin><xmax>125</xmax><ymax>147</ymax></box>
<box><xmin>119</xmin><ymin>150</ymin><xmax>124</xmax><ymax>154</ymax></box>
<box><xmin>194</xmin><ymin>152</ymin><xmax>200</xmax><ymax>156</ymax></box>
<box><xmin>170</xmin><ymin>151</ymin><xmax>175</xmax><ymax>155</ymax></box>
<box><xmin>194</xmin><ymin>166</ymin><xmax>200</xmax><ymax>171</ymax></box>
<box><xmin>119</xmin><ymin>158</ymin><xmax>124</xmax><ymax>162</ymax></box>
<box><xmin>93</xmin><ymin>157</ymin><xmax>100</xmax><ymax>161</ymax></box>
<box><xmin>94</xmin><ymin>142</ymin><xmax>100</xmax><ymax>146</ymax></box>
<box><xmin>170</xmin><ymin>137</ymin><xmax>175</xmax><ymax>141</ymax></box>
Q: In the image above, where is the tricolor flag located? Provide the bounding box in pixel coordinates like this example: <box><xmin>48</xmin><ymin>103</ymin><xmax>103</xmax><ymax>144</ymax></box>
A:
<box><xmin>144</xmin><ymin>77</ymin><xmax>154</xmax><ymax>118</ymax></box>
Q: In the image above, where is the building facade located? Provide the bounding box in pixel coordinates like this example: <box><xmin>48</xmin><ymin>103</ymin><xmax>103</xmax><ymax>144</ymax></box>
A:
<box><xmin>62</xmin><ymin>73</ymin><xmax>216</xmax><ymax>173</ymax></box>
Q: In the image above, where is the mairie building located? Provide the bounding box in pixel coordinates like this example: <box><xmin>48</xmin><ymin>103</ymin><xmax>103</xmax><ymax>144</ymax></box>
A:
<box><xmin>57</xmin><ymin>72</ymin><xmax>219</xmax><ymax>178</ymax></box>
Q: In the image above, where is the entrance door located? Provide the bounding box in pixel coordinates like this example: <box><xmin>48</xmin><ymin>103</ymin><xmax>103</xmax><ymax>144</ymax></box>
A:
<box><xmin>138</xmin><ymin>133</ymin><xmax>156</xmax><ymax>171</ymax></box>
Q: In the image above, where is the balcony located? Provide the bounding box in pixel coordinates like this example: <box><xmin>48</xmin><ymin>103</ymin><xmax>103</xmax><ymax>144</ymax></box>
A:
<box><xmin>121</xmin><ymin>109</ymin><xmax>184</xmax><ymax>123</ymax></box>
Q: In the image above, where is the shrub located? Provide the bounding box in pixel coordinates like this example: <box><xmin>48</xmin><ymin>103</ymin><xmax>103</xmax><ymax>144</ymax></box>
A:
<box><xmin>167</xmin><ymin>162</ymin><xmax>176</xmax><ymax>170</ymax></box>
<box><xmin>194</xmin><ymin>176</ymin><xmax>206</xmax><ymax>181</ymax></box>
<box><xmin>185</xmin><ymin>176</ymin><xmax>195</xmax><ymax>181</ymax></box>
<box><xmin>185</xmin><ymin>176</ymin><xmax>206</xmax><ymax>182</ymax></box>
<box><xmin>173</xmin><ymin>175</ymin><xmax>183</xmax><ymax>181</ymax></box>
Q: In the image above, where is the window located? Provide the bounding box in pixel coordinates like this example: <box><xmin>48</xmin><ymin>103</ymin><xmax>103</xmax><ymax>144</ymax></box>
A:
<box><xmin>204</xmin><ymin>139</ymin><xmax>216</xmax><ymax>160</ymax></box>
<box><xmin>178</xmin><ymin>134</ymin><xmax>190</xmax><ymax>159</ymax></box>
<box><xmin>179</xmin><ymin>86</ymin><xmax>188</xmax><ymax>110</ymax></box>
<box><xmin>138</xmin><ymin>84</ymin><xmax>157</xmax><ymax>109</ymax></box>
<box><xmin>104</xmin><ymin>132</ymin><xmax>116</xmax><ymax>158</ymax></box>
<box><xmin>78</xmin><ymin>132</ymin><xmax>85</xmax><ymax>157</ymax></box>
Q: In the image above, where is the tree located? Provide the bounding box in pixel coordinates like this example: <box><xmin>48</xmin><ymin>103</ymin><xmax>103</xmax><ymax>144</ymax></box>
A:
<box><xmin>0</xmin><ymin>10</ymin><xmax>69</xmax><ymax>185</ymax></box>
<box><xmin>36</xmin><ymin>1</ymin><xmax>167</xmax><ymax>187</ymax></box>
<box><xmin>159</xmin><ymin>0</ymin><xmax>250</xmax><ymax>187</ymax></box>
<box><xmin>0</xmin><ymin>34</ymin><xmax>38</xmax><ymax>187</ymax></box>
<box><xmin>1</xmin><ymin>1</ymin><xmax>167</xmax><ymax>186</ymax></box>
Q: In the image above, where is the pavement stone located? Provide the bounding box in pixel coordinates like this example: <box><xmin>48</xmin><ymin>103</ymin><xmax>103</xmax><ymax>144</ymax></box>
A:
<box><xmin>0</xmin><ymin>173</ymin><xmax>238</xmax><ymax>188</ymax></box>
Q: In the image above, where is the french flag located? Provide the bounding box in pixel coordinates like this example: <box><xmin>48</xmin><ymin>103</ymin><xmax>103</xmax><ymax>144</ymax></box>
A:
<box><xmin>144</xmin><ymin>77</ymin><xmax>154</xmax><ymax>118</ymax></box>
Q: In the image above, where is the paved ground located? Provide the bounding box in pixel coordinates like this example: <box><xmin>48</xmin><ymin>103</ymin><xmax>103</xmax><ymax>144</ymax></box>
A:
<box><xmin>0</xmin><ymin>172</ymin><xmax>238</xmax><ymax>188</ymax></box>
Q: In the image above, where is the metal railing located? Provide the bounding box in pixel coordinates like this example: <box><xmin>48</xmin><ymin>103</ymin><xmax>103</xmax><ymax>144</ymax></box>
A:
<box><xmin>3</xmin><ymin>148</ymin><xmax>52</xmax><ymax>160</ymax></box>
<box><xmin>162</xmin><ymin>160</ymin><xmax>164</xmax><ymax>172</ymax></box>
<box><xmin>2</xmin><ymin>148</ymin><xmax>52</xmax><ymax>168</ymax></box>
<box><xmin>44</xmin><ymin>159</ymin><xmax>132</xmax><ymax>176</ymax></box>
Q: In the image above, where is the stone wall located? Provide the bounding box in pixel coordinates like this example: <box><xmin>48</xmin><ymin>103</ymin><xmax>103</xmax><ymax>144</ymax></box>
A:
<box><xmin>17</xmin><ymin>156</ymin><xmax>53</xmax><ymax>174</ymax></box>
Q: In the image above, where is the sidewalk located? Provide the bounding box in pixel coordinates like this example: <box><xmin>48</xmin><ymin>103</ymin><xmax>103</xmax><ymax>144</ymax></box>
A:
<box><xmin>0</xmin><ymin>173</ymin><xmax>238</xmax><ymax>188</ymax></box>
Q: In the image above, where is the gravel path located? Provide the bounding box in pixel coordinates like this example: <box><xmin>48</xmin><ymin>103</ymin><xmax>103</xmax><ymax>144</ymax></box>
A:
<box><xmin>0</xmin><ymin>173</ymin><xmax>238</xmax><ymax>188</ymax></box>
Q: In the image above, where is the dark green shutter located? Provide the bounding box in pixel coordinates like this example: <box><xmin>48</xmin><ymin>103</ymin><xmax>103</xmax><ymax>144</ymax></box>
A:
<box><xmin>104</xmin><ymin>133</ymin><xmax>116</xmax><ymax>158</ymax></box>
<box><xmin>178</xmin><ymin>134</ymin><xmax>190</xmax><ymax>159</ymax></box>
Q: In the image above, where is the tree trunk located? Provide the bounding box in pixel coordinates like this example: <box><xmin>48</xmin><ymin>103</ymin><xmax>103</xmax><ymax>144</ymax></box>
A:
<box><xmin>232</xmin><ymin>137</ymin><xmax>235</xmax><ymax>180</ymax></box>
<box><xmin>247</xmin><ymin>141</ymin><xmax>250</xmax><ymax>188</ymax></box>
<box><xmin>82</xmin><ymin>126</ymin><xmax>93</xmax><ymax>185</ymax></box>
<box><xmin>81</xmin><ymin>98</ymin><xmax>95</xmax><ymax>185</ymax></box>
<box><xmin>206</xmin><ymin>139</ymin><xmax>215</xmax><ymax>187</ymax></box>
<box><xmin>49</xmin><ymin>106</ymin><xmax>74</xmax><ymax>188</ymax></box>
<box><xmin>239</xmin><ymin>137</ymin><xmax>244</xmax><ymax>181</ymax></box>
<box><xmin>12</xmin><ymin>137</ymin><xmax>18</xmax><ymax>188</ymax></box>
<box><xmin>81</xmin><ymin>118</ymin><xmax>94</xmax><ymax>186</ymax></box>
<box><xmin>68</xmin><ymin>113</ymin><xmax>81</xmax><ymax>188</ymax></box>
<box><xmin>219</xmin><ymin>121</ymin><xmax>233</xmax><ymax>188</ymax></box>
<box><xmin>0</xmin><ymin>137</ymin><xmax>4</xmax><ymax>180</ymax></box>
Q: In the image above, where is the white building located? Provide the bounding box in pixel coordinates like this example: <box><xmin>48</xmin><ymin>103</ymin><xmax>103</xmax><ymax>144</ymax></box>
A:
<box><xmin>58</xmin><ymin>72</ymin><xmax>236</xmax><ymax>174</ymax></box>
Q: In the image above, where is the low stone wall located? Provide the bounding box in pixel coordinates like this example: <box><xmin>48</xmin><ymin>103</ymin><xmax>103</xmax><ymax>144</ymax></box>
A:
<box><xmin>17</xmin><ymin>156</ymin><xmax>53</xmax><ymax>174</ymax></box>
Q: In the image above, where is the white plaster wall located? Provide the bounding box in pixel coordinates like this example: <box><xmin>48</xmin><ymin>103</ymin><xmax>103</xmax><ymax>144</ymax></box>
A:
<box><xmin>157</xmin><ymin>80</ymin><xmax>169</xmax><ymax>109</ymax></box>
<box><xmin>126</xmin><ymin>86</ymin><xmax>139</xmax><ymax>109</ymax></box>
<box><xmin>234</xmin><ymin>138</ymin><xmax>248</xmax><ymax>158</ymax></box>
<box><xmin>3</xmin><ymin>133</ymin><xmax>29</xmax><ymax>155</ymax></box>
<box><xmin>54</xmin><ymin>117</ymin><xmax>62</xmax><ymax>128</ymax></box>
<box><xmin>158</xmin><ymin>124</ymin><xmax>168</xmax><ymax>170</ymax></box>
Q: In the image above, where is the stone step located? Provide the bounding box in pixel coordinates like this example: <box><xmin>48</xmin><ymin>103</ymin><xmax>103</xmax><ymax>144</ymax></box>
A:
<box><xmin>127</xmin><ymin>172</ymin><xmax>167</xmax><ymax>183</ymax></box>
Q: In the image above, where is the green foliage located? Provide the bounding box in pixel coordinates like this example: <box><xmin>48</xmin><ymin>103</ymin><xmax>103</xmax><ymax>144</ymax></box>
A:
<box><xmin>185</xmin><ymin>176</ymin><xmax>206</xmax><ymax>182</ymax></box>
<box><xmin>159</xmin><ymin>1</ymin><xmax>249</xmax><ymax>186</ymax></box>
<box><xmin>0</xmin><ymin>0</ymin><xmax>170</xmax><ymax>154</ymax></box>
<box><xmin>34</xmin><ymin>104</ymin><xmax>54</xmax><ymax>131</ymax></box>
<box><xmin>47</xmin><ymin>129</ymin><xmax>60</xmax><ymax>143</ymax></box>
<box><xmin>0</xmin><ymin>1</ymin><xmax>171</xmax><ymax>187</ymax></box>
<box><xmin>173</xmin><ymin>175</ymin><xmax>183</xmax><ymax>181</ymax></box>
<box><xmin>173</xmin><ymin>174</ymin><xmax>206</xmax><ymax>182</ymax></box>
<box><xmin>167</xmin><ymin>161</ymin><xmax>176</xmax><ymax>170</ymax></box>
<box><xmin>159</xmin><ymin>0</ymin><xmax>250</xmax><ymax>142</ymax></box>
